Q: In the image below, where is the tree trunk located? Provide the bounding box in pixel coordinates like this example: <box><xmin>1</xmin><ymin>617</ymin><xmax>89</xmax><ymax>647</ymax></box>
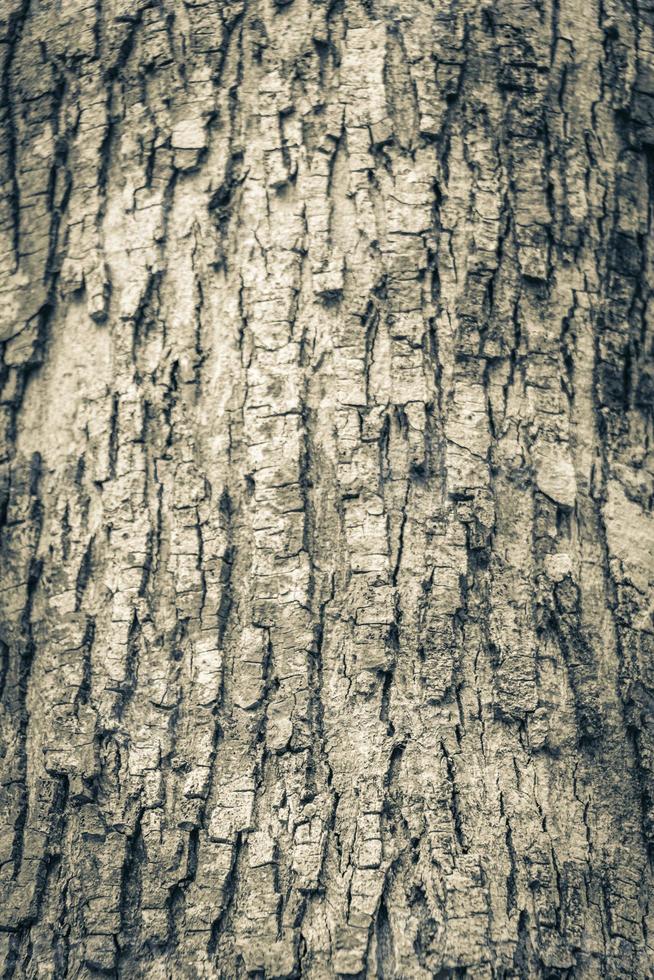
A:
<box><xmin>1</xmin><ymin>0</ymin><xmax>653</xmax><ymax>976</ymax></box>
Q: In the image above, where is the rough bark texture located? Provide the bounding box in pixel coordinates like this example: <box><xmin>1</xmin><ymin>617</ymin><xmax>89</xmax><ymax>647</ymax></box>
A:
<box><xmin>1</xmin><ymin>0</ymin><xmax>654</xmax><ymax>976</ymax></box>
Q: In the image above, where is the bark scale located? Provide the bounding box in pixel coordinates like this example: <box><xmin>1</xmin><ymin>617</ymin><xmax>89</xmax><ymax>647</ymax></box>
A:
<box><xmin>1</xmin><ymin>0</ymin><xmax>654</xmax><ymax>976</ymax></box>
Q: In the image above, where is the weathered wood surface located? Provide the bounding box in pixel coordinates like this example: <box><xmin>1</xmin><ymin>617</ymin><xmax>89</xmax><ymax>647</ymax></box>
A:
<box><xmin>1</xmin><ymin>0</ymin><xmax>654</xmax><ymax>975</ymax></box>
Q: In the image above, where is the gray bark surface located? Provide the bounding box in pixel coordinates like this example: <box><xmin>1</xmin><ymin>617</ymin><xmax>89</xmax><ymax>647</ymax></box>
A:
<box><xmin>1</xmin><ymin>0</ymin><xmax>654</xmax><ymax>976</ymax></box>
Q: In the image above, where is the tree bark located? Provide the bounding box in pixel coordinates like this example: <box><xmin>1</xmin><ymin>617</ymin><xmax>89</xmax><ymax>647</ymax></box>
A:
<box><xmin>1</xmin><ymin>0</ymin><xmax>653</xmax><ymax>976</ymax></box>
